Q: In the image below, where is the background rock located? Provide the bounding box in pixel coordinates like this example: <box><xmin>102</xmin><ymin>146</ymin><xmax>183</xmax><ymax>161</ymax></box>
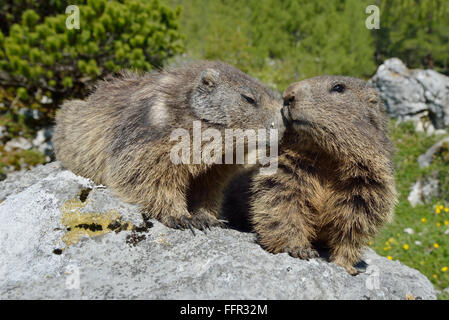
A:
<box><xmin>407</xmin><ymin>173</ymin><xmax>440</xmax><ymax>207</ymax></box>
<box><xmin>0</xmin><ymin>163</ymin><xmax>437</xmax><ymax>299</ymax></box>
<box><xmin>370</xmin><ymin>58</ymin><xmax>449</xmax><ymax>131</ymax></box>
<box><xmin>31</xmin><ymin>126</ymin><xmax>54</xmax><ymax>160</ymax></box>
<box><xmin>3</xmin><ymin>137</ymin><xmax>32</xmax><ymax>152</ymax></box>
<box><xmin>418</xmin><ymin>136</ymin><xmax>449</xmax><ymax>168</ymax></box>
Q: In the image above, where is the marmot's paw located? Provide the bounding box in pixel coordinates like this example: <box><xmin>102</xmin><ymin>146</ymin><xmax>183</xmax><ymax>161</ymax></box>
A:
<box><xmin>283</xmin><ymin>246</ymin><xmax>319</xmax><ymax>260</ymax></box>
<box><xmin>164</xmin><ymin>212</ymin><xmax>226</xmax><ymax>235</ymax></box>
<box><xmin>192</xmin><ymin>209</ymin><xmax>228</xmax><ymax>230</ymax></box>
<box><xmin>334</xmin><ymin>261</ymin><xmax>359</xmax><ymax>276</ymax></box>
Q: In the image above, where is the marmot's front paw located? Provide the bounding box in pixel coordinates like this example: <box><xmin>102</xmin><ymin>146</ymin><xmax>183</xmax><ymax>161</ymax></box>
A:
<box><xmin>192</xmin><ymin>209</ymin><xmax>227</xmax><ymax>230</ymax></box>
<box><xmin>334</xmin><ymin>265</ymin><xmax>360</xmax><ymax>276</ymax></box>
<box><xmin>334</xmin><ymin>262</ymin><xmax>359</xmax><ymax>276</ymax></box>
<box><xmin>163</xmin><ymin>211</ymin><xmax>226</xmax><ymax>234</ymax></box>
<box><xmin>283</xmin><ymin>246</ymin><xmax>319</xmax><ymax>260</ymax></box>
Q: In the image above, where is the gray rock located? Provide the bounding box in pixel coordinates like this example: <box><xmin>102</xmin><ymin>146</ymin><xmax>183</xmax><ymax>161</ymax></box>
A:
<box><xmin>370</xmin><ymin>58</ymin><xmax>449</xmax><ymax>130</ymax></box>
<box><xmin>0</xmin><ymin>126</ymin><xmax>7</xmax><ymax>140</ymax></box>
<box><xmin>40</xmin><ymin>95</ymin><xmax>53</xmax><ymax>105</ymax></box>
<box><xmin>0</xmin><ymin>163</ymin><xmax>437</xmax><ymax>299</ymax></box>
<box><xmin>4</xmin><ymin>137</ymin><xmax>32</xmax><ymax>152</ymax></box>
<box><xmin>407</xmin><ymin>173</ymin><xmax>440</xmax><ymax>207</ymax></box>
<box><xmin>0</xmin><ymin>162</ymin><xmax>64</xmax><ymax>200</ymax></box>
<box><xmin>32</xmin><ymin>127</ymin><xmax>54</xmax><ymax>157</ymax></box>
<box><xmin>417</xmin><ymin>137</ymin><xmax>449</xmax><ymax>168</ymax></box>
<box><xmin>18</xmin><ymin>108</ymin><xmax>43</xmax><ymax>121</ymax></box>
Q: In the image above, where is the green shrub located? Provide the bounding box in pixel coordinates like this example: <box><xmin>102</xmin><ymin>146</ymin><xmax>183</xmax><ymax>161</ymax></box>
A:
<box><xmin>375</xmin><ymin>0</ymin><xmax>449</xmax><ymax>72</ymax></box>
<box><xmin>0</xmin><ymin>0</ymin><xmax>72</xmax><ymax>34</ymax></box>
<box><xmin>0</xmin><ymin>0</ymin><xmax>184</xmax><ymax>122</ymax></box>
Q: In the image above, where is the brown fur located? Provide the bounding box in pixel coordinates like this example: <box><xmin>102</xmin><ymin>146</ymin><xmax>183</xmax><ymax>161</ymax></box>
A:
<box><xmin>222</xmin><ymin>76</ymin><xmax>397</xmax><ymax>274</ymax></box>
<box><xmin>53</xmin><ymin>61</ymin><xmax>283</xmax><ymax>231</ymax></box>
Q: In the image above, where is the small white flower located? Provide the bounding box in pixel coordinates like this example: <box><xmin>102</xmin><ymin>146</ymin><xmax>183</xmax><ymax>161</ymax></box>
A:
<box><xmin>414</xmin><ymin>241</ymin><xmax>422</xmax><ymax>246</ymax></box>
<box><xmin>41</xmin><ymin>95</ymin><xmax>53</xmax><ymax>104</ymax></box>
<box><xmin>404</xmin><ymin>228</ymin><xmax>414</xmax><ymax>235</ymax></box>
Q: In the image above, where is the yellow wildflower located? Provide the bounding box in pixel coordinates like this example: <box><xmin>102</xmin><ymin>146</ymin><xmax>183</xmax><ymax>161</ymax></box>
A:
<box><xmin>421</xmin><ymin>218</ymin><xmax>427</xmax><ymax>223</ymax></box>
<box><xmin>433</xmin><ymin>274</ymin><xmax>438</xmax><ymax>279</ymax></box>
<box><xmin>437</xmin><ymin>222</ymin><xmax>441</xmax><ymax>227</ymax></box>
<box><xmin>434</xmin><ymin>243</ymin><xmax>439</xmax><ymax>248</ymax></box>
<box><xmin>444</xmin><ymin>220</ymin><xmax>449</xmax><ymax>226</ymax></box>
<box><xmin>403</xmin><ymin>244</ymin><xmax>409</xmax><ymax>250</ymax></box>
<box><xmin>442</xmin><ymin>266</ymin><xmax>448</xmax><ymax>272</ymax></box>
<box><xmin>436</xmin><ymin>208</ymin><xmax>441</xmax><ymax>214</ymax></box>
<box><xmin>445</xmin><ymin>208</ymin><xmax>449</xmax><ymax>213</ymax></box>
<box><xmin>387</xmin><ymin>256</ymin><xmax>392</xmax><ymax>260</ymax></box>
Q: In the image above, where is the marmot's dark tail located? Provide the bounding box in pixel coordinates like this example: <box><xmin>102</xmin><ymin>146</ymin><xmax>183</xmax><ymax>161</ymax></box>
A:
<box><xmin>220</xmin><ymin>167</ymin><xmax>257</xmax><ymax>232</ymax></box>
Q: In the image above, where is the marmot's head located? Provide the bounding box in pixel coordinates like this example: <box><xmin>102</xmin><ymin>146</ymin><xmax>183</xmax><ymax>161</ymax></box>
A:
<box><xmin>282</xmin><ymin>76</ymin><xmax>392</xmax><ymax>160</ymax></box>
<box><xmin>189</xmin><ymin>62</ymin><xmax>284</xmax><ymax>134</ymax></box>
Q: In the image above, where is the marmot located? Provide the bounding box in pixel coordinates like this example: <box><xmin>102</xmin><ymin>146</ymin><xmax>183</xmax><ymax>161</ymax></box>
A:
<box><xmin>222</xmin><ymin>76</ymin><xmax>397</xmax><ymax>275</ymax></box>
<box><xmin>53</xmin><ymin>61</ymin><xmax>283</xmax><ymax>231</ymax></box>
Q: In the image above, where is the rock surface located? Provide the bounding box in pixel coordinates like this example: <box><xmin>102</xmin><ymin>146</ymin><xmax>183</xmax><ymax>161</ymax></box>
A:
<box><xmin>31</xmin><ymin>126</ymin><xmax>54</xmax><ymax>160</ymax></box>
<box><xmin>417</xmin><ymin>136</ymin><xmax>449</xmax><ymax>168</ymax></box>
<box><xmin>4</xmin><ymin>137</ymin><xmax>32</xmax><ymax>152</ymax></box>
<box><xmin>370</xmin><ymin>58</ymin><xmax>449</xmax><ymax>131</ymax></box>
<box><xmin>0</xmin><ymin>163</ymin><xmax>437</xmax><ymax>299</ymax></box>
<box><xmin>407</xmin><ymin>173</ymin><xmax>440</xmax><ymax>207</ymax></box>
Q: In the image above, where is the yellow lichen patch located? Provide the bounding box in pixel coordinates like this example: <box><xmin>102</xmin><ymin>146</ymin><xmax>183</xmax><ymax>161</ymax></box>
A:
<box><xmin>405</xmin><ymin>293</ymin><xmax>416</xmax><ymax>300</ymax></box>
<box><xmin>60</xmin><ymin>198</ymin><xmax>133</xmax><ymax>246</ymax></box>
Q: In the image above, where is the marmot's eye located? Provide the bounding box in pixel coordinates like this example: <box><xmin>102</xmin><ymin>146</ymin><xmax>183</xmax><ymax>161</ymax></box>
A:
<box><xmin>242</xmin><ymin>94</ymin><xmax>256</xmax><ymax>105</ymax></box>
<box><xmin>331</xmin><ymin>84</ymin><xmax>345</xmax><ymax>93</ymax></box>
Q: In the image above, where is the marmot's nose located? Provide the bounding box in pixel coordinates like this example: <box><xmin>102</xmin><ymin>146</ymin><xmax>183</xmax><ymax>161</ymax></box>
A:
<box><xmin>282</xmin><ymin>86</ymin><xmax>295</xmax><ymax>103</ymax></box>
<box><xmin>283</xmin><ymin>81</ymin><xmax>313</xmax><ymax>105</ymax></box>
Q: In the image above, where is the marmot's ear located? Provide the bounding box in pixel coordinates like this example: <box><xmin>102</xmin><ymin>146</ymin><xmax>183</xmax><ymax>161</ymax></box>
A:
<box><xmin>200</xmin><ymin>68</ymin><xmax>219</xmax><ymax>91</ymax></box>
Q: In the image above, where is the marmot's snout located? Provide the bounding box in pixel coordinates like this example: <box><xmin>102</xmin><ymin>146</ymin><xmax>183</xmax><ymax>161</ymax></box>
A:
<box><xmin>281</xmin><ymin>80</ymin><xmax>317</xmax><ymax>126</ymax></box>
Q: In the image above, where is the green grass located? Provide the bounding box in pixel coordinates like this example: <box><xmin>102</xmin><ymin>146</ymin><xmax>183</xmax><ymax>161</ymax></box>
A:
<box><xmin>371</xmin><ymin>120</ymin><xmax>449</xmax><ymax>299</ymax></box>
<box><xmin>0</xmin><ymin>146</ymin><xmax>47</xmax><ymax>175</ymax></box>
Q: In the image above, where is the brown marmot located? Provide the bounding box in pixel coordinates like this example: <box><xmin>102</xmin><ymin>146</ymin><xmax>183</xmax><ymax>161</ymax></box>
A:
<box><xmin>53</xmin><ymin>61</ymin><xmax>283</xmax><ymax>231</ymax></box>
<box><xmin>222</xmin><ymin>76</ymin><xmax>397</xmax><ymax>275</ymax></box>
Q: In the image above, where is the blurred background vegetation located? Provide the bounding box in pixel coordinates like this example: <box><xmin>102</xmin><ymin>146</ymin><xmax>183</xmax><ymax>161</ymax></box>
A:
<box><xmin>0</xmin><ymin>0</ymin><xmax>449</xmax><ymax>298</ymax></box>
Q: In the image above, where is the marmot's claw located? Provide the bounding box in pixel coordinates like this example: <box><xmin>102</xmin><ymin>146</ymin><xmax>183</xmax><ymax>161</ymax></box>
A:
<box><xmin>333</xmin><ymin>260</ymin><xmax>360</xmax><ymax>276</ymax></box>
<box><xmin>344</xmin><ymin>266</ymin><xmax>359</xmax><ymax>276</ymax></box>
<box><xmin>164</xmin><ymin>212</ymin><xmax>225</xmax><ymax>234</ymax></box>
<box><xmin>164</xmin><ymin>215</ymin><xmax>194</xmax><ymax>235</ymax></box>
<box><xmin>284</xmin><ymin>246</ymin><xmax>319</xmax><ymax>260</ymax></box>
<box><xmin>191</xmin><ymin>210</ymin><xmax>227</xmax><ymax>230</ymax></box>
